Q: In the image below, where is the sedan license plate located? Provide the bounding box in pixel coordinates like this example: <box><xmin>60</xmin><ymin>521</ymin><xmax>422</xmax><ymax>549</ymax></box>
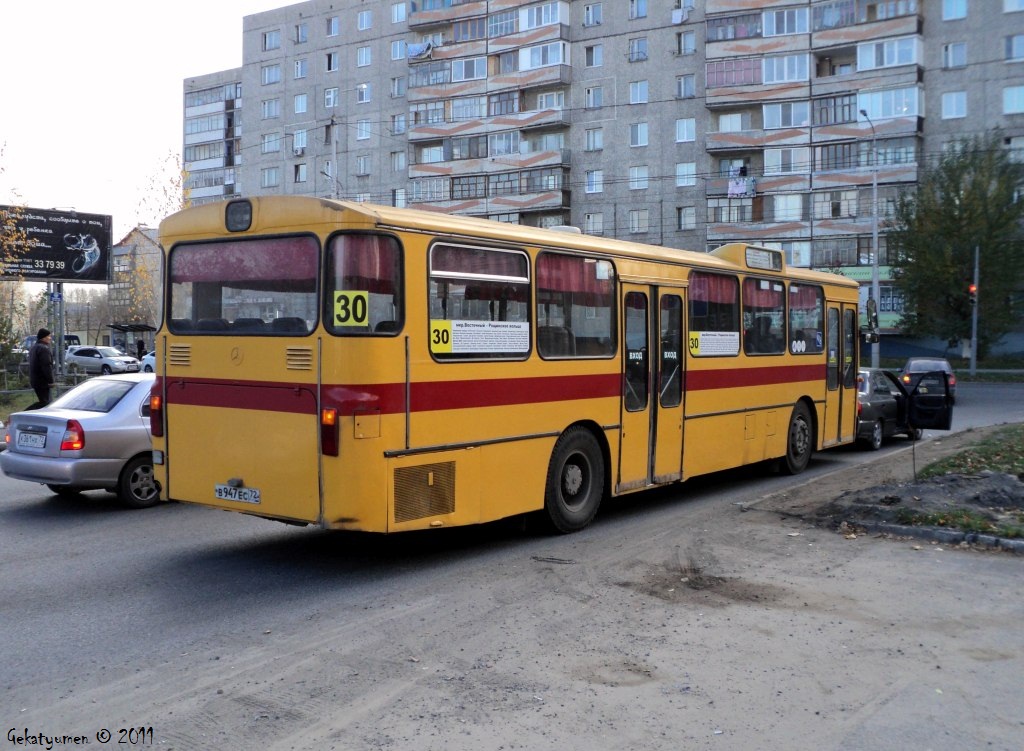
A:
<box><xmin>17</xmin><ymin>432</ymin><xmax>46</xmax><ymax>449</ymax></box>
<box><xmin>214</xmin><ymin>484</ymin><xmax>261</xmax><ymax>504</ymax></box>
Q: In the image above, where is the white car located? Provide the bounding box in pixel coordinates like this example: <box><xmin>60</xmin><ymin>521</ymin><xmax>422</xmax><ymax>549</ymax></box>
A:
<box><xmin>64</xmin><ymin>346</ymin><xmax>140</xmax><ymax>375</ymax></box>
<box><xmin>140</xmin><ymin>352</ymin><xmax>155</xmax><ymax>373</ymax></box>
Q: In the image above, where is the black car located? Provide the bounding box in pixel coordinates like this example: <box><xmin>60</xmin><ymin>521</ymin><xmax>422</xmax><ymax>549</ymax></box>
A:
<box><xmin>856</xmin><ymin>368</ymin><xmax>922</xmax><ymax>450</ymax></box>
<box><xmin>899</xmin><ymin>357</ymin><xmax>957</xmax><ymax>404</ymax></box>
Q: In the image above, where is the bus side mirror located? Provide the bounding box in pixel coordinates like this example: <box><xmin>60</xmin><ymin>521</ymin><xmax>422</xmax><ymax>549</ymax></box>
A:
<box><xmin>862</xmin><ymin>299</ymin><xmax>880</xmax><ymax>343</ymax></box>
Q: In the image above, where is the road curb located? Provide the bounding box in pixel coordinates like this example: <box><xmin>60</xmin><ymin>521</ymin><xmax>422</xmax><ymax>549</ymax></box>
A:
<box><xmin>857</xmin><ymin>520</ymin><xmax>1024</xmax><ymax>554</ymax></box>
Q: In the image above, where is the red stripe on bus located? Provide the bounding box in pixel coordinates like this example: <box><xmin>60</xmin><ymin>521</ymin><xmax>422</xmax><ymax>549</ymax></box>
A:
<box><xmin>686</xmin><ymin>363</ymin><xmax>825</xmax><ymax>390</ymax></box>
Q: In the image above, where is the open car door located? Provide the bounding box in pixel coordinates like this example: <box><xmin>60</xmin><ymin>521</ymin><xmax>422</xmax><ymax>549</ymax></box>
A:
<box><xmin>906</xmin><ymin>371</ymin><xmax>954</xmax><ymax>431</ymax></box>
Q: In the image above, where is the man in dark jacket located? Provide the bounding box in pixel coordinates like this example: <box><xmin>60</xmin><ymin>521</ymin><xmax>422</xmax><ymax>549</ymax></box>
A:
<box><xmin>27</xmin><ymin>328</ymin><xmax>56</xmax><ymax>410</ymax></box>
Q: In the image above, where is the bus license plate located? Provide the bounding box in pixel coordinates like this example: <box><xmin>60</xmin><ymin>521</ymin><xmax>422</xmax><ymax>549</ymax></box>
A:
<box><xmin>18</xmin><ymin>432</ymin><xmax>46</xmax><ymax>449</ymax></box>
<box><xmin>214</xmin><ymin>484</ymin><xmax>261</xmax><ymax>504</ymax></box>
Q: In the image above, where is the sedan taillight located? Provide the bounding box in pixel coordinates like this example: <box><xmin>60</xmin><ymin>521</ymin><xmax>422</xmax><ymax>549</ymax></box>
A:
<box><xmin>60</xmin><ymin>419</ymin><xmax>85</xmax><ymax>451</ymax></box>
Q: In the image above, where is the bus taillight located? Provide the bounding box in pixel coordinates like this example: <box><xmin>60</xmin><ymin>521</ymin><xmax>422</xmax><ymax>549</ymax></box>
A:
<box><xmin>321</xmin><ymin>407</ymin><xmax>339</xmax><ymax>456</ymax></box>
<box><xmin>150</xmin><ymin>394</ymin><xmax>163</xmax><ymax>437</ymax></box>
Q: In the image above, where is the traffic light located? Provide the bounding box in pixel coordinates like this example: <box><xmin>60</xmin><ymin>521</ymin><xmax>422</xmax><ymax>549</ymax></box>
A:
<box><xmin>968</xmin><ymin>283</ymin><xmax>977</xmax><ymax>305</ymax></box>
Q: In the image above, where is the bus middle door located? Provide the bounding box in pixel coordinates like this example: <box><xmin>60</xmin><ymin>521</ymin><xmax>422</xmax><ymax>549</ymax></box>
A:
<box><xmin>618</xmin><ymin>286</ymin><xmax>685</xmax><ymax>492</ymax></box>
<box><xmin>823</xmin><ymin>303</ymin><xmax>858</xmax><ymax>447</ymax></box>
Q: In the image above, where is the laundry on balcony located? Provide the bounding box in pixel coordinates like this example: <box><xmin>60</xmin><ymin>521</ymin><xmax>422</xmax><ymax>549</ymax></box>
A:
<box><xmin>728</xmin><ymin>177</ymin><xmax>756</xmax><ymax>197</ymax></box>
<box><xmin>407</xmin><ymin>42</ymin><xmax>433</xmax><ymax>59</ymax></box>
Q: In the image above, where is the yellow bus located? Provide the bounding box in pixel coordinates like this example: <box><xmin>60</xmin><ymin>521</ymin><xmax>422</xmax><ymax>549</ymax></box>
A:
<box><xmin>150</xmin><ymin>196</ymin><xmax>865</xmax><ymax>533</ymax></box>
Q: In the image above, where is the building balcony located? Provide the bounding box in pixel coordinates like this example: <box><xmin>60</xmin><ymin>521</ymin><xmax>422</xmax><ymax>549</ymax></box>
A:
<box><xmin>411</xmin><ymin>189</ymin><xmax>570</xmax><ymax>215</ymax></box>
<box><xmin>408</xmin><ymin>107</ymin><xmax>570</xmax><ymax>141</ymax></box>
<box><xmin>409</xmin><ymin>148</ymin><xmax>570</xmax><ymax>179</ymax></box>
<box><xmin>706</xmin><ymin>127</ymin><xmax>811</xmax><ymax>152</ymax></box>
<box><xmin>409</xmin><ymin>0</ymin><xmax>487</xmax><ymax>28</ymax></box>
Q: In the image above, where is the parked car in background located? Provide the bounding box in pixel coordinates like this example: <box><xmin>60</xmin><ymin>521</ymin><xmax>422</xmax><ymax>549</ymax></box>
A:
<box><xmin>140</xmin><ymin>352</ymin><xmax>155</xmax><ymax>373</ymax></box>
<box><xmin>856</xmin><ymin>368</ymin><xmax>922</xmax><ymax>450</ymax></box>
<box><xmin>899</xmin><ymin>357</ymin><xmax>957</xmax><ymax>404</ymax></box>
<box><xmin>64</xmin><ymin>345</ymin><xmax>140</xmax><ymax>375</ymax></box>
<box><xmin>1</xmin><ymin>373</ymin><xmax>158</xmax><ymax>507</ymax></box>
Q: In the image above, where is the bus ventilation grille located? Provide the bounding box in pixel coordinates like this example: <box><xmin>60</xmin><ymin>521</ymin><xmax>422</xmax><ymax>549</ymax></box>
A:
<box><xmin>168</xmin><ymin>344</ymin><xmax>191</xmax><ymax>367</ymax></box>
<box><xmin>285</xmin><ymin>347</ymin><xmax>314</xmax><ymax>370</ymax></box>
<box><xmin>393</xmin><ymin>462</ymin><xmax>456</xmax><ymax>523</ymax></box>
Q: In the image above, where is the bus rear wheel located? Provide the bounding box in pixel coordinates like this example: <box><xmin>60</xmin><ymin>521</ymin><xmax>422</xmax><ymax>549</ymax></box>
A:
<box><xmin>782</xmin><ymin>402</ymin><xmax>813</xmax><ymax>475</ymax></box>
<box><xmin>544</xmin><ymin>427</ymin><xmax>604</xmax><ymax>533</ymax></box>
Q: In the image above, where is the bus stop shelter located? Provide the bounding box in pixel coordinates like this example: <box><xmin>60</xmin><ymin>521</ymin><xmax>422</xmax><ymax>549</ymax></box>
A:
<box><xmin>109</xmin><ymin>323</ymin><xmax>156</xmax><ymax>357</ymax></box>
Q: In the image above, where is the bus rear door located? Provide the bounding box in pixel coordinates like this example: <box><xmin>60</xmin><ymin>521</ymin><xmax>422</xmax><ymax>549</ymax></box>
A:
<box><xmin>823</xmin><ymin>303</ymin><xmax>858</xmax><ymax>447</ymax></box>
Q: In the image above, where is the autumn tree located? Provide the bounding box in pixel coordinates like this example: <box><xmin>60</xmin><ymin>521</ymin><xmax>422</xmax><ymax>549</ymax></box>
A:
<box><xmin>889</xmin><ymin>131</ymin><xmax>1024</xmax><ymax>358</ymax></box>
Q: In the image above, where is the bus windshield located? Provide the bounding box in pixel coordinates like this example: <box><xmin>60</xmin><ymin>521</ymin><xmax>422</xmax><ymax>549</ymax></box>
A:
<box><xmin>168</xmin><ymin>235</ymin><xmax>319</xmax><ymax>334</ymax></box>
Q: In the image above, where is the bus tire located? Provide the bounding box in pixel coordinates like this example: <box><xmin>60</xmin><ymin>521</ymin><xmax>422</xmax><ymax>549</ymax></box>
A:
<box><xmin>544</xmin><ymin>427</ymin><xmax>604</xmax><ymax>533</ymax></box>
<box><xmin>782</xmin><ymin>402</ymin><xmax>813</xmax><ymax>475</ymax></box>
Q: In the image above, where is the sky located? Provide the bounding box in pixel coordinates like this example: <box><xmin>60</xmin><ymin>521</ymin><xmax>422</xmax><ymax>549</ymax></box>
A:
<box><xmin>1</xmin><ymin>0</ymin><xmax>291</xmax><ymax>240</ymax></box>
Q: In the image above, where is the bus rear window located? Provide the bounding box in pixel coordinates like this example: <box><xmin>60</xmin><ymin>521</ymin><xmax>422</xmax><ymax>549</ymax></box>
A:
<box><xmin>325</xmin><ymin>234</ymin><xmax>403</xmax><ymax>335</ymax></box>
<box><xmin>168</xmin><ymin>236</ymin><xmax>318</xmax><ymax>334</ymax></box>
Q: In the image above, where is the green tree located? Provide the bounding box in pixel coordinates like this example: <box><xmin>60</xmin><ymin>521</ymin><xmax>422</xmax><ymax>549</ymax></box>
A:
<box><xmin>890</xmin><ymin>131</ymin><xmax>1024</xmax><ymax>358</ymax></box>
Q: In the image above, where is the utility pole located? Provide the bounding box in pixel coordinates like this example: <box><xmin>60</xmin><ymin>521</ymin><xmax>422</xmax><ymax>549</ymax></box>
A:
<box><xmin>970</xmin><ymin>245</ymin><xmax>979</xmax><ymax>376</ymax></box>
<box><xmin>860</xmin><ymin>109</ymin><xmax>880</xmax><ymax>368</ymax></box>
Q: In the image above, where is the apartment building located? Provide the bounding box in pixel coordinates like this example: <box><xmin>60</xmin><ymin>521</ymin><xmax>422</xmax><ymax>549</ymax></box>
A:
<box><xmin>182</xmin><ymin>0</ymin><xmax>1024</xmax><ymax>333</ymax></box>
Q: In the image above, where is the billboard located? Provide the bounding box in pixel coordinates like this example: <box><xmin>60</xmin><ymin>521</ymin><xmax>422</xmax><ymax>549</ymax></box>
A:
<box><xmin>0</xmin><ymin>205</ymin><xmax>112</xmax><ymax>283</ymax></box>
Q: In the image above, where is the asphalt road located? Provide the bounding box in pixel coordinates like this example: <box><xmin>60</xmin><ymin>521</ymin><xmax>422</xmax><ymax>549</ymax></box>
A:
<box><xmin>2</xmin><ymin>382</ymin><xmax>1022</xmax><ymax>750</ymax></box>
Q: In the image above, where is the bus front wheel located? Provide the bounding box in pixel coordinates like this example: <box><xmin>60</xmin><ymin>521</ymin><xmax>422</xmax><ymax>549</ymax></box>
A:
<box><xmin>782</xmin><ymin>402</ymin><xmax>813</xmax><ymax>475</ymax></box>
<box><xmin>544</xmin><ymin>427</ymin><xmax>604</xmax><ymax>533</ymax></box>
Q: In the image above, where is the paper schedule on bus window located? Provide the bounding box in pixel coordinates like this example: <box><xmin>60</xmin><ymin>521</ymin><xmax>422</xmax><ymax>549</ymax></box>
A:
<box><xmin>688</xmin><ymin>331</ymin><xmax>740</xmax><ymax>357</ymax></box>
<box><xmin>430</xmin><ymin>320</ymin><xmax>530</xmax><ymax>354</ymax></box>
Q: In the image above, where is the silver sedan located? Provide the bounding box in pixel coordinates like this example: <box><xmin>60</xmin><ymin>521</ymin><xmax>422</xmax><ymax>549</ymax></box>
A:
<box><xmin>1</xmin><ymin>373</ymin><xmax>158</xmax><ymax>508</ymax></box>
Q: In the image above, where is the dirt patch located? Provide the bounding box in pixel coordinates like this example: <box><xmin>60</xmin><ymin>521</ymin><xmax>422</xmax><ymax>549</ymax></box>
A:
<box><xmin>756</xmin><ymin>425</ymin><xmax>1024</xmax><ymax>548</ymax></box>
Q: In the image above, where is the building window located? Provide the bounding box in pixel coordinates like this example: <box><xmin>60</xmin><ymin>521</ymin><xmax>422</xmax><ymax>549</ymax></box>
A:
<box><xmin>357</xmin><ymin>46</ymin><xmax>371</xmax><ymax>67</ymax></box>
<box><xmin>943</xmin><ymin>0</ymin><xmax>967</xmax><ymax>20</ymax></box>
<box><xmin>294</xmin><ymin>94</ymin><xmax>307</xmax><ymax>114</ymax></box>
<box><xmin>675</xmin><ymin>162</ymin><xmax>696</xmax><ymax>187</ymax></box>
<box><xmin>392</xmin><ymin>40</ymin><xmax>407</xmax><ymax>60</ymax></box>
<box><xmin>676</xmin><ymin>74</ymin><xmax>696</xmax><ymax>99</ymax></box>
<box><xmin>355</xmin><ymin>155</ymin><xmax>370</xmax><ymax>175</ymax></box>
<box><xmin>537</xmin><ymin>91</ymin><xmax>564</xmax><ymax>110</ymax></box>
<box><xmin>327</xmin><ymin>16</ymin><xmax>339</xmax><ymax>36</ymax></box>
<box><xmin>391</xmin><ymin>151</ymin><xmax>407</xmax><ymax>171</ymax></box>
<box><xmin>676</xmin><ymin>31</ymin><xmax>695</xmax><ymax>55</ymax></box>
<box><xmin>293</xmin><ymin>129</ymin><xmax>307</xmax><ymax>149</ymax></box>
<box><xmin>584</xmin><ymin>3</ymin><xmax>603</xmax><ymax>26</ymax></box>
<box><xmin>942</xmin><ymin>91</ymin><xmax>967</xmax><ymax>118</ymax></box>
<box><xmin>629</xmin><ymin>0</ymin><xmax>647</xmax><ymax>20</ymax></box>
<box><xmin>629</xmin><ymin>166</ymin><xmax>649</xmax><ymax>190</ymax></box>
<box><xmin>858</xmin><ymin>87</ymin><xmax>920</xmax><ymax>120</ymax></box>
<box><xmin>393</xmin><ymin>188</ymin><xmax>407</xmax><ymax>208</ymax></box>
<box><xmin>773</xmin><ymin>193</ymin><xmax>803</xmax><ymax>221</ymax></box>
<box><xmin>452</xmin><ymin>57</ymin><xmax>487</xmax><ymax>81</ymax></box>
<box><xmin>677</xmin><ymin>206</ymin><xmax>696</xmax><ymax>230</ymax></box>
<box><xmin>585</xmin><ymin>44</ymin><xmax>603</xmax><ymax>67</ymax></box>
<box><xmin>816</xmin><ymin>143</ymin><xmax>856</xmax><ymax>170</ymax></box>
<box><xmin>358</xmin><ymin>10</ymin><xmax>372</xmax><ymax>30</ymax></box>
<box><xmin>294</xmin><ymin>163</ymin><xmax>307</xmax><ymax>183</ymax></box>
<box><xmin>261</xmin><ymin>133</ymin><xmax>281</xmax><ymax>154</ymax></box>
<box><xmin>325</xmin><ymin>88</ymin><xmax>338</xmax><ymax>108</ymax></box>
<box><xmin>857</xmin><ymin>37</ymin><xmax>918</xmax><ymax>71</ymax></box>
<box><xmin>585</xmin><ymin>128</ymin><xmax>603</xmax><ymax>151</ymax></box>
<box><xmin>1007</xmin><ymin>0</ymin><xmax>1024</xmax><ymax>10</ymax></box>
<box><xmin>629</xmin><ymin>209</ymin><xmax>649</xmax><ymax>233</ymax></box>
<box><xmin>488</xmin><ymin>91</ymin><xmax>518</xmax><ymax>116</ymax></box>
<box><xmin>718</xmin><ymin>113</ymin><xmax>744</xmax><ymax>132</ymax></box>
<box><xmin>1007</xmin><ymin>35</ymin><xmax>1024</xmax><ymax>60</ymax></box>
<box><xmin>675</xmin><ymin>118</ymin><xmax>695</xmax><ymax>142</ymax></box>
<box><xmin>357</xmin><ymin>119</ymin><xmax>371</xmax><ymax>140</ymax></box>
<box><xmin>586</xmin><ymin>170</ymin><xmax>604</xmax><ymax>193</ymax></box>
<box><xmin>489</xmin><ymin>10</ymin><xmax>517</xmax><ymax>37</ymax></box>
<box><xmin>764</xmin><ymin>101</ymin><xmax>810</xmax><ymax>128</ymax></box>
<box><xmin>630</xmin><ymin>122</ymin><xmax>648</xmax><ymax>147</ymax></box>
<box><xmin>392</xmin><ymin>2</ymin><xmax>406</xmax><ymax>23</ymax></box>
<box><xmin>765</xmin><ymin>147</ymin><xmax>809</xmax><ymax>174</ymax></box>
<box><xmin>263</xmin><ymin>30</ymin><xmax>280</xmax><ymax>51</ymax></box>
<box><xmin>1003</xmin><ymin>85</ymin><xmax>1024</xmax><ymax>113</ymax></box>
<box><xmin>813</xmin><ymin>190</ymin><xmax>857</xmax><ymax>219</ymax></box>
<box><xmin>764</xmin><ymin>54</ymin><xmax>809</xmax><ymax>83</ymax></box>
<box><xmin>261</xmin><ymin>65</ymin><xmax>281</xmax><ymax>85</ymax></box>
<box><xmin>629</xmin><ymin>80</ymin><xmax>648</xmax><ymax>104</ymax></box>
<box><xmin>294</xmin><ymin>59</ymin><xmax>307</xmax><ymax>79</ymax></box>
<box><xmin>454</xmin><ymin>18</ymin><xmax>486</xmax><ymax>41</ymax></box>
<box><xmin>391</xmin><ymin>114</ymin><xmax>407</xmax><ymax>135</ymax></box>
<box><xmin>708</xmin><ymin>13</ymin><xmax>762</xmax><ymax>41</ymax></box>
<box><xmin>585</xmin><ymin>86</ymin><xmax>604</xmax><ymax>108</ymax></box>
<box><xmin>943</xmin><ymin>42</ymin><xmax>967</xmax><ymax>68</ymax></box>
<box><xmin>706</xmin><ymin>58</ymin><xmax>762</xmax><ymax>88</ymax></box>
<box><xmin>391</xmin><ymin>77</ymin><xmax>407</xmax><ymax>98</ymax></box>
<box><xmin>813</xmin><ymin>94</ymin><xmax>857</xmax><ymax>125</ymax></box>
<box><xmin>261</xmin><ymin>99</ymin><xmax>280</xmax><ymax>119</ymax></box>
<box><xmin>629</xmin><ymin>38</ymin><xmax>648</xmax><ymax>62</ymax></box>
<box><xmin>764</xmin><ymin>8</ymin><xmax>808</xmax><ymax>36</ymax></box>
<box><xmin>524</xmin><ymin>2</ymin><xmax>561</xmax><ymax>29</ymax></box>
<box><xmin>356</xmin><ymin>83</ymin><xmax>371</xmax><ymax>103</ymax></box>
<box><xmin>295</xmin><ymin>24</ymin><xmax>307</xmax><ymax>44</ymax></box>
<box><xmin>261</xmin><ymin>167</ymin><xmax>280</xmax><ymax>188</ymax></box>
<box><xmin>326</xmin><ymin>53</ymin><xmax>339</xmax><ymax>73</ymax></box>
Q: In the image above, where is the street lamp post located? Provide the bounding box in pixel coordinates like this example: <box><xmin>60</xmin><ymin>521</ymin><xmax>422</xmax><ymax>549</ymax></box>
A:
<box><xmin>860</xmin><ymin>109</ymin><xmax>880</xmax><ymax>369</ymax></box>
